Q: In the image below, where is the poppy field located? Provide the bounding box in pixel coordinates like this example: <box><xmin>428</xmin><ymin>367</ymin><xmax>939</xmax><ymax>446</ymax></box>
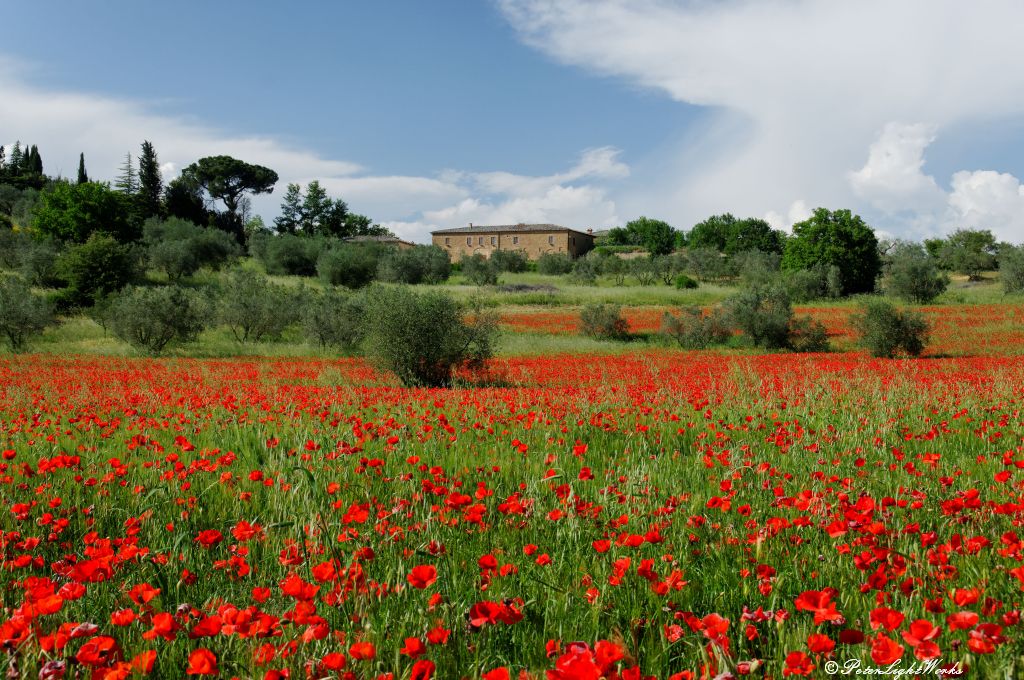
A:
<box><xmin>2</xmin><ymin>352</ymin><xmax>1024</xmax><ymax>678</ymax></box>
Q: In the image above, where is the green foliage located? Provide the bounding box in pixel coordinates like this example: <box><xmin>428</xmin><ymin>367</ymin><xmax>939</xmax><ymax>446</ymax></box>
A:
<box><xmin>787</xmin><ymin>315</ymin><xmax>830</xmax><ymax>353</ymax></box>
<box><xmin>884</xmin><ymin>244</ymin><xmax>949</xmax><ymax>303</ymax></box>
<box><xmin>659</xmin><ymin>306</ymin><xmax>730</xmax><ymax>349</ymax></box>
<box><xmin>688</xmin><ymin>214</ymin><xmax>785</xmax><ymax>255</ymax></box>
<box><xmin>317</xmin><ymin>243</ymin><xmax>387</xmax><ymax>288</ymax></box>
<box><xmin>376</xmin><ymin>246</ymin><xmax>451</xmax><ymax>285</ymax></box>
<box><xmin>999</xmin><ymin>245</ymin><xmax>1024</xmax><ymax>294</ymax></box>
<box><xmin>32</xmin><ymin>180</ymin><xmax>138</xmax><ymax>243</ymax></box>
<box><xmin>629</xmin><ymin>257</ymin><xmax>657</xmax><ymax>286</ymax></box>
<box><xmin>302</xmin><ymin>287</ymin><xmax>366</xmax><ymax>349</ymax></box>
<box><xmin>536</xmin><ymin>253</ymin><xmax>574</xmax><ymax>275</ymax></box>
<box><xmin>260</xmin><ymin>233</ymin><xmax>329</xmax><ymax>277</ymax></box>
<box><xmin>461</xmin><ymin>254</ymin><xmax>499</xmax><ymax>286</ymax></box>
<box><xmin>936</xmin><ymin>228</ymin><xmax>999</xmax><ymax>280</ymax></box>
<box><xmin>853</xmin><ymin>299</ymin><xmax>929</xmax><ymax>358</ymax></box>
<box><xmin>782</xmin><ymin>265</ymin><xmax>842</xmax><ymax>303</ymax></box>
<box><xmin>76</xmin><ymin>153</ymin><xmax>88</xmax><ymax>185</ymax></box>
<box><xmin>218</xmin><ymin>269</ymin><xmax>300</xmax><ymax>342</ymax></box>
<box><xmin>181</xmin><ymin>156</ymin><xmax>279</xmax><ymax>242</ymax></box>
<box><xmin>725</xmin><ymin>285</ymin><xmax>793</xmax><ymax>349</ymax></box>
<box><xmin>674</xmin><ymin>273</ymin><xmax>698</xmax><ymax>290</ymax></box>
<box><xmin>489</xmin><ymin>249</ymin><xmax>529</xmax><ymax>273</ymax></box>
<box><xmin>580</xmin><ymin>303</ymin><xmax>630</xmax><ymax>341</ymax></box>
<box><xmin>362</xmin><ymin>285</ymin><xmax>498</xmax><ymax>387</ymax></box>
<box><xmin>53</xmin><ymin>233</ymin><xmax>140</xmax><ymax>309</ymax></box>
<box><xmin>730</xmin><ymin>249</ymin><xmax>781</xmax><ymax>287</ymax></box>
<box><xmin>622</xmin><ymin>216</ymin><xmax>676</xmax><ymax>255</ymax></box>
<box><xmin>137</xmin><ymin>141</ymin><xmax>164</xmax><ymax>221</ymax></box>
<box><xmin>0</xmin><ymin>275</ymin><xmax>54</xmax><ymax>351</ymax></box>
<box><xmin>164</xmin><ymin>175</ymin><xmax>211</xmax><ymax>227</ymax></box>
<box><xmin>685</xmin><ymin>248</ymin><xmax>729</xmax><ymax>282</ymax></box>
<box><xmin>107</xmin><ymin>285</ymin><xmax>208</xmax><ymax>354</ymax></box>
<box><xmin>781</xmin><ymin>208</ymin><xmax>880</xmax><ymax>295</ymax></box>
<box><xmin>569</xmin><ymin>256</ymin><xmax>601</xmax><ymax>285</ymax></box>
<box><xmin>144</xmin><ymin>218</ymin><xmax>241</xmax><ymax>280</ymax></box>
<box><xmin>652</xmin><ymin>254</ymin><xmax>686</xmax><ymax>285</ymax></box>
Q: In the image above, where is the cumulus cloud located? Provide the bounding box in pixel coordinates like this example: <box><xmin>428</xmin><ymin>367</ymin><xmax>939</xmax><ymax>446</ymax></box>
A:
<box><xmin>498</xmin><ymin>0</ymin><xmax>1024</xmax><ymax>238</ymax></box>
<box><xmin>949</xmin><ymin>170</ymin><xmax>1024</xmax><ymax>241</ymax></box>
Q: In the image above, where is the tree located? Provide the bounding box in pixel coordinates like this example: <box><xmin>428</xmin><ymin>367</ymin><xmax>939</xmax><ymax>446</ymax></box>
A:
<box><xmin>884</xmin><ymin>244</ymin><xmax>949</xmax><ymax>303</ymax></box>
<box><xmin>781</xmin><ymin>208</ymin><xmax>880</xmax><ymax>295</ymax></box>
<box><xmin>137</xmin><ymin>141</ymin><xmax>163</xmax><ymax>220</ymax></box>
<box><xmin>115</xmin><ymin>153</ymin><xmax>138</xmax><ymax>195</ymax></box>
<box><xmin>938</xmin><ymin>228</ymin><xmax>998</xmax><ymax>280</ymax></box>
<box><xmin>687</xmin><ymin>214</ymin><xmax>735</xmax><ymax>252</ymax></box>
<box><xmin>218</xmin><ymin>269</ymin><xmax>299</xmax><ymax>342</ymax></box>
<box><xmin>726</xmin><ymin>284</ymin><xmax>793</xmax><ymax>349</ymax></box>
<box><xmin>7</xmin><ymin>142</ymin><xmax>22</xmax><ymax>175</ymax></box>
<box><xmin>107</xmin><ymin>285</ymin><xmax>208</xmax><ymax>354</ymax></box>
<box><xmin>275</xmin><ymin>183</ymin><xmax>303</xmax><ymax>234</ymax></box>
<box><xmin>580</xmin><ymin>303</ymin><xmax>630</xmax><ymax>340</ymax></box>
<box><xmin>26</xmin><ymin>145</ymin><xmax>42</xmax><ymax>176</ymax></box>
<box><xmin>164</xmin><ymin>175</ymin><xmax>211</xmax><ymax>227</ymax></box>
<box><xmin>1000</xmin><ymin>245</ymin><xmax>1024</xmax><ymax>294</ymax></box>
<box><xmin>853</xmin><ymin>300</ymin><xmax>928</xmax><ymax>358</ymax></box>
<box><xmin>302</xmin><ymin>287</ymin><xmax>365</xmax><ymax>349</ymax></box>
<box><xmin>76</xmin><ymin>153</ymin><xmax>88</xmax><ymax>184</ymax></box>
<box><xmin>301</xmin><ymin>180</ymin><xmax>332</xmax><ymax>235</ymax></box>
<box><xmin>0</xmin><ymin>275</ymin><xmax>54</xmax><ymax>351</ymax></box>
<box><xmin>623</xmin><ymin>217</ymin><xmax>676</xmax><ymax>255</ymax></box>
<box><xmin>33</xmin><ymin>181</ymin><xmax>138</xmax><ymax>243</ymax></box>
<box><xmin>181</xmin><ymin>156</ymin><xmax>279</xmax><ymax>243</ymax></box>
<box><xmin>362</xmin><ymin>285</ymin><xmax>498</xmax><ymax>387</ymax></box>
<box><xmin>53</xmin><ymin>233</ymin><xmax>140</xmax><ymax>308</ymax></box>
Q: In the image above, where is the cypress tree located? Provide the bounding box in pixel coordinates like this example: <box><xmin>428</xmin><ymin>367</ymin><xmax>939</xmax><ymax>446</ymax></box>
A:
<box><xmin>28</xmin><ymin>145</ymin><xmax>42</xmax><ymax>175</ymax></box>
<box><xmin>0</xmin><ymin>146</ymin><xmax>5</xmax><ymax>178</ymax></box>
<box><xmin>137</xmin><ymin>141</ymin><xmax>163</xmax><ymax>219</ymax></box>
<box><xmin>77</xmin><ymin>153</ymin><xmax>89</xmax><ymax>184</ymax></box>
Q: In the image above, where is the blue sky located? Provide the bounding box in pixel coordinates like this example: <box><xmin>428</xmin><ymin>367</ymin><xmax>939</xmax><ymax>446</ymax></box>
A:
<box><xmin>4</xmin><ymin>1</ymin><xmax>1024</xmax><ymax>243</ymax></box>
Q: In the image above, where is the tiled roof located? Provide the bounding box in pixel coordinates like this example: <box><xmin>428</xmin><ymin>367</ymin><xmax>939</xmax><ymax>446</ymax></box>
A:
<box><xmin>343</xmin><ymin>235</ymin><xmax>413</xmax><ymax>245</ymax></box>
<box><xmin>431</xmin><ymin>223</ymin><xmax>593</xmax><ymax>237</ymax></box>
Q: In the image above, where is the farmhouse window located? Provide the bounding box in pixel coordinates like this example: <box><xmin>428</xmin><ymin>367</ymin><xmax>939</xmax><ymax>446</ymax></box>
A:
<box><xmin>571</xmin><ymin>237</ymin><xmax>575</xmax><ymax>245</ymax></box>
<box><xmin>548</xmin><ymin>235</ymin><xmax>554</xmax><ymax>245</ymax></box>
<box><xmin>513</xmin><ymin>236</ymin><xmax>519</xmax><ymax>245</ymax></box>
<box><xmin>445</xmin><ymin>237</ymin><xmax>450</xmax><ymax>246</ymax></box>
<box><xmin>491</xmin><ymin>236</ymin><xmax>496</xmax><ymax>246</ymax></box>
<box><xmin>478</xmin><ymin>236</ymin><xmax>484</xmax><ymax>246</ymax></box>
<box><xmin>467</xmin><ymin>237</ymin><xmax>472</xmax><ymax>246</ymax></box>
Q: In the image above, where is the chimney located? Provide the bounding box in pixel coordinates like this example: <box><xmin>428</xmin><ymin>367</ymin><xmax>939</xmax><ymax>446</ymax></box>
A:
<box><xmin>587</xmin><ymin>229</ymin><xmax>593</xmax><ymax>234</ymax></box>
<box><xmin>468</xmin><ymin>222</ymin><xmax>473</xmax><ymax>228</ymax></box>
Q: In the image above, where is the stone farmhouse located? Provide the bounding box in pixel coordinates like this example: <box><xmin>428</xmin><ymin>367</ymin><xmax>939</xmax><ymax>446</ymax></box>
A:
<box><xmin>430</xmin><ymin>223</ymin><xmax>595</xmax><ymax>261</ymax></box>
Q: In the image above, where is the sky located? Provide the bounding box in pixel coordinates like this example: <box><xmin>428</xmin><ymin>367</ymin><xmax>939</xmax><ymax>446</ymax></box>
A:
<box><xmin>3</xmin><ymin>0</ymin><xmax>1024</xmax><ymax>244</ymax></box>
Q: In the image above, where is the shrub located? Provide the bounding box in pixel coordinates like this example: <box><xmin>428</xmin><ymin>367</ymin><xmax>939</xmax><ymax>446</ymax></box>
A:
<box><xmin>537</xmin><ymin>253</ymin><xmax>574</xmax><ymax>275</ymax></box>
<box><xmin>884</xmin><ymin>246</ymin><xmax>949</xmax><ymax>303</ymax></box>
<box><xmin>730</xmin><ymin>249</ymin><xmax>781</xmax><ymax>285</ymax></box>
<box><xmin>674</xmin><ymin>274</ymin><xmax>698</xmax><ymax>290</ymax></box>
<box><xmin>783</xmin><ymin>268</ymin><xmax>828</xmax><ymax>303</ymax></box>
<box><xmin>145</xmin><ymin>218</ymin><xmax>241</xmax><ymax>280</ymax></box>
<box><xmin>461</xmin><ymin>254</ymin><xmax>499</xmax><ymax>286</ymax></box>
<box><xmin>630</xmin><ymin>258</ymin><xmax>657</xmax><ymax>286</ymax></box>
<box><xmin>263</xmin><ymin>233</ymin><xmax>329</xmax><ymax>277</ymax></box>
<box><xmin>725</xmin><ymin>285</ymin><xmax>793</xmax><ymax>349</ymax></box>
<box><xmin>659</xmin><ymin>307</ymin><xmax>730</xmax><ymax>349</ymax></box>
<box><xmin>569</xmin><ymin>256</ymin><xmax>601</xmax><ymax>285</ymax></box>
<box><xmin>852</xmin><ymin>299</ymin><xmax>929</xmax><ymax>358</ymax></box>
<box><xmin>362</xmin><ymin>285</ymin><xmax>498</xmax><ymax>387</ymax></box>
<box><xmin>302</xmin><ymin>287</ymin><xmax>366</xmax><ymax>349</ymax></box>
<box><xmin>53</xmin><ymin>233</ymin><xmax>140</xmax><ymax>309</ymax></box>
<box><xmin>0</xmin><ymin>275</ymin><xmax>53</xmax><ymax>351</ymax></box>
<box><xmin>219</xmin><ymin>269</ymin><xmax>300</xmax><ymax>342</ymax></box>
<box><xmin>580</xmin><ymin>303</ymin><xmax>630</xmax><ymax>341</ymax></box>
<box><xmin>602</xmin><ymin>256</ymin><xmax>629</xmax><ymax>286</ymax></box>
<box><xmin>787</xmin><ymin>315</ymin><xmax>830</xmax><ymax>353</ymax></box>
<box><xmin>377</xmin><ymin>246</ymin><xmax>451</xmax><ymax>284</ymax></box>
<box><xmin>685</xmin><ymin>248</ymin><xmax>729</xmax><ymax>282</ymax></box>
<box><xmin>999</xmin><ymin>245</ymin><xmax>1024</xmax><ymax>294</ymax></box>
<box><xmin>317</xmin><ymin>243</ymin><xmax>384</xmax><ymax>288</ymax></box>
<box><xmin>107</xmin><ymin>285</ymin><xmax>208</xmax><ymax>354</ymax></box>
<box><xmin>32</xmin><ymin>180</ymin><xmax>138</xmax><ymax>243</ymax></box>
<box><xmin>490</xmin><ymin>249</ymin><xmax>529</xmax><ymax>273</ymax></box>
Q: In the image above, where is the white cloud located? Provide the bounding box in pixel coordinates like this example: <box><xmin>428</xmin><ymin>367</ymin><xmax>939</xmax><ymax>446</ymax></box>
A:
<box><xmin>498</xmin><ymin>0</ymin><xmax>1024</xmax><ymax>238</ymax></box>
<box><xmin>0</xmin><ymin>57</ymin><xmax>626</xmax><ymax>243</ymax></box>
<box><xmin>949</xmin><ymin>170</ymin><xmax>1024</xmax><ymax>241</ymax></box>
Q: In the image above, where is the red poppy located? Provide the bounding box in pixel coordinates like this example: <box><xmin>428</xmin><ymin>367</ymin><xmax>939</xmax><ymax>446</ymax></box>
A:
<box><xmin>349</xmin><ymin>641</ymin><xmax>376</xmax><ymax>660</ymax></box>
<box><xmin>407</xmin><ymin>565</ymin><xmax>438</xmax><ymax>589</ymax></box>
<box><xmin>782</xmin><ymin>651</ymin><xmax>815</xmax><ymax>676</ymax></box>
<box><xmin>186</xmin><ymin>648</ymin><xmax>218</xmax><ymax>675</ymax></box>
<box><xmin>870</xmin><ymin>634</ymin><xmax>904</xmax><ymax>665</ymax></box>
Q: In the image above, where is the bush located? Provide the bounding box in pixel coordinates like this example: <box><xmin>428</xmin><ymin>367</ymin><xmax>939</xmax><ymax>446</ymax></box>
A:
<box><xmin>601</xmin><ymin>255</ymin><xmax>629</xmax><ymax>286</ymax></box>
<box><xmin>787</xmin><ymin>315</ymin><xmax>830</xmax><ymax>353</ymax></box>
<box><xmin>145</xmin><ymin>218</ymin><xmax>241</xmax><ymax>280</ymax></box>
<box><xmin>53</xmin><ymin>233</ymin><xmax>141</xmax><ymax>309</ymax></box>
<box><xmin>302</xmin><ymin>287</ymin><xmax>366</xmax><ymax>349</ymax></box>
<box><xmin>377</xmin><ymin>246</ymin><xmax>451</xmax><ymax>284</ymax></box>
<box><xmin>659</xmin><ymin>307</ymin><xmax>730</xmax><ymax>349</ymax></box>
<box><xmin>999</xmin><ymin>246</ymin><xmax>1024</xmax><ymax>294</ymax></box>
<box><xmin>317</xmin><ymin>243</ymin><xmax>384</xmax><ymax>288</ymax></box>
<box><xmin>653</xmin><ymin>254</ymin><xmax>686</xmax><ymax>285</ymax></box>
<box><xmin>725</xmin><ymin>285</ymin><xmax>793</xmax><ymax>349</ymax></box>
<box><xmin>107</xmin><ymin>285</ymin><xmax>208</xmax><ymax>354</ymax></box>
<box><xmin>0</xmin><ymin>275</ymin><xmax>54</xmax><ymax>351</ymax></box>
<box><xmin>674</xmin><ymin>274</ymin><xmax>698</xmax><ymax>290</ymax></box>
<box><xmin>580</xmin><ymin>303</ymin><xmax>630</xmax><ymax>340</ymax></box>
<box><xmin>262</xmin><ymin>233</ymin><xmax>329</xmax><ymax>277</ymax></box>
<box><xmin>537</xmin><ymin>253</ymin><xmax>574</xmax><ymax>275</ymax></box>
<box><xmin>630</xmin><ymin>258</ymin><xmax>657</xmax><ymax>286</ymax></box>
<box><xmin>489</xmin><ymin>249</ymin><xmax>529</xmax><ymax>273</ymax></box>
<box><xmin>852</xmin><ymin>299</ymin><xmax>928</xmax><ymax>358</ymax></box>
<box><xmin>731</xmin><ymin>250</ymin><xmax>781</xmax><ymax>288</ymax></box>
<box><xmin>685</xmin><ymin>248</ymin><xmax>729</xmax><ymax>282</ymax></box>
<box><xmin>362</xmin><ymin>285</ymin><xmax>498</xmax><ymax>387</ymax></box>
<box><xmin>569</xmin><ymin>256</ymin><xmax>601</xmax><ymax>285</ymax></box>
<box><xmin>461</xmin><ymin>254</ymin><xmax>499</xmax><ymax>286</ymax></box>
<box><xmin>32</xmin><ymin>180</ymin><xmax>138</xmax><ymax>243</ymax></box>
<box><xmin>219</xmin><ymin>269</ymin><xmax>300</xmax><ymax>342</ymax></box>
<box><xmin>884</xmin><ymin>246</ymin><xmax>949</xmax><ymax>303</ymax></box>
